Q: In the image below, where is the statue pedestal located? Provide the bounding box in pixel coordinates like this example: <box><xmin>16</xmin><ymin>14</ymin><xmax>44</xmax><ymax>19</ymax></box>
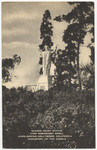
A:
<box><xmin>37</xmin><ymin>75</ymin><xmax>48</xmax><ymax>91</ymax></box>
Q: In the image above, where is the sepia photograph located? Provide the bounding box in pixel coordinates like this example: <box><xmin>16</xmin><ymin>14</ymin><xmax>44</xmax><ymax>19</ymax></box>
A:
<box><xmin>2</xmin><ymin>1</ymin><xmax>95</xmax><ymax>148</ymax></box>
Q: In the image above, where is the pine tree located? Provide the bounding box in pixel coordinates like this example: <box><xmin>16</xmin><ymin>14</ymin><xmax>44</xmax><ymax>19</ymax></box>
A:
<box><xmin>54</xmin><ymin>2</ymin><xmax>94</xmax><ymax>91</ymax></box>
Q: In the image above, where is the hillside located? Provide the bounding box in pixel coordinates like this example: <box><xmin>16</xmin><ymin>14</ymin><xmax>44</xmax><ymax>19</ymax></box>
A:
<box><xmin>3</xmin><ymin>86</ymin><xmax>95</xmax><ymax>148</ymax></box>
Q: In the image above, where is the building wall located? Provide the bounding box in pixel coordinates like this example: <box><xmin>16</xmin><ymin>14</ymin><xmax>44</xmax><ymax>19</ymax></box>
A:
<box><xmin>25</xmin><ymin>85</ymin><xmax>37</xmax><ymax>92</ymax></box>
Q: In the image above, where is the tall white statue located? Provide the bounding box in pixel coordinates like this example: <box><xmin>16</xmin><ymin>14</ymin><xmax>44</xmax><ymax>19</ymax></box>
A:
<box><xmin>37</xmin><ymin>46</ymin><xmax>54</xmax><ymax>91</ymax></box>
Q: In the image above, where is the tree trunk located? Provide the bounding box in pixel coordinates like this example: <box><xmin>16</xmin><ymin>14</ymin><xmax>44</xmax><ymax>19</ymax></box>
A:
<box><xmin>69</xmin><ymin>59</ymin><xmax>71</xmax><ymax>92</ymax></box>
<box><xmin>77</xmin><ymin>43</ymin><xmax>82</xmax><ymax>92</ymax></box>
<box><xmin>47</xmin><ymin>48</ymin><xmax>52</xmax><ymax>89</ymax></box>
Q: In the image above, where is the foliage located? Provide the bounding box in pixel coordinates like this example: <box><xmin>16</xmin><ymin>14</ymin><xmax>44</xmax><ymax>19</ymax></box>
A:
<box><xmin>2</xmin><ymin>54</ymin><xmax>21</xmax><ymax>82</ymax></box>
<box><xmin>51</xmin><ymin>48</ymin><xmax>77</xmax><ymax>90</ymax></box>
<box><xmin>81</xmin><ymin>63</ymin><xmax>94</xmax><ymax>90</ymax></box>
<box><xmin>54</xmin><ymin>2</ymin><xmax>94</xmax><ymax>91</ymax></box>
<box><xmin>2</xmin><ymin>3</ymin><xmax>95</xmax><ymax>148</ymax></box>
<box><xmin>39</xmin><ymin>10</ymin><xmax>53</xmax><ymax>51</ymax></box>
<box><xmin>3</xmin><ymin>86</ymin><xmax>95</xmax><ymax>148</ymax></box>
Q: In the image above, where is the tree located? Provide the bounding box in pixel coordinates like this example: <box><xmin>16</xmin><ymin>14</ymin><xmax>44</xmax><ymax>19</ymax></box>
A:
<box><xmin>51</xmin><ymin>47</ymin><xmax>77</xmax><ymax>90</ymax></box>
<box><xmin>39</xmin><ymin>10</ymin><xmax>53</xmax><ymax>51</ymax></box>
<box><xmin>54</xmin><ymin>2</ymin><xmax>94</xmax><ymax>91</ymax></box>
<box><xmin>81</xmin><ymin>63</ymin><xmax>94</xmax><ymax>91</ymax></box>
<box><xmin>63</xmin><ymin>23</ymin><xmax>87</xmax><ymax>91</ymax></box>
<box><xmin>2</xmin><ymin>54</ymin><xmax>21</xmax><ymax>82</ymax></box>
<box><xmin>51</xmin><ymin>49</ymin><xmax>66</xmax><ymax>89</ymax></box>
<box><xmin>39</xmin><ymin>10</ymin><xmax>53</xmax><ymax>89</ymax></box>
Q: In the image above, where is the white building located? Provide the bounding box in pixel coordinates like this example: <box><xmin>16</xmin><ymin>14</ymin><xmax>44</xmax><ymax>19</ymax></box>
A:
<box><xmin>25</xmin><ymin>85</ymin><xmax>37</xmax><ymax>92</ymax></box>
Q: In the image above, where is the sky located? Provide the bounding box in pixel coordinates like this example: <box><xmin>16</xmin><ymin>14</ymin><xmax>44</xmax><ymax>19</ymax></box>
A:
<box><xmin>2</xmin><ymin>2</ymin><xmax>91</xmax><ymax>88</ymax></box>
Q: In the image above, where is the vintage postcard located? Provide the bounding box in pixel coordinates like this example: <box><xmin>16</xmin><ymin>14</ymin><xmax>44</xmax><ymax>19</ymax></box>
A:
<box><xmin>2</xmin><ymin>1</ymin><xmax>95</xmax><ymax>148</ymax></box>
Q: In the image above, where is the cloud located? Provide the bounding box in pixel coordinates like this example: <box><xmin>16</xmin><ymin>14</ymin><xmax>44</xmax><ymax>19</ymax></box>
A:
<box><xmin>2</xmin><ymin>2</ymin><xmax>91</xmax><ymax>88</ymax></box>
<box><xmin>2</xmin><ymin>41</ymin><xmax>39</xmax><ymax>58</ymax></box>
<box><xmin>3</xmin><ymin>28</ymin><xmax>29</xmax><ymax>37</ymax></box>
<box><xmin>2</xmin><ymin>20</ymin><xmax>40</xmax><ymax>43</ymax></box>
<box><xmin>2</xmin><ymin>7</ymin><xmax>42</xmax><ymax>43</ymax></box>
<box><xmin>2</xmin><ymin>41</ymin><xmax>40</xmax><ymax>88</ymax></box>
<box><xmin>52</xmin><ymin>21</ymin><xmax>68</xmax><ymax>49</ymax></box>
<box><xmin>2</xmin><ymin>2</ymin><xmax>72</xmax><ymax>44</ymax></box>
<box><xmin>3</xmin><ymin>11</ymin><xmax>39</xmax><ymax>23</ymax></box>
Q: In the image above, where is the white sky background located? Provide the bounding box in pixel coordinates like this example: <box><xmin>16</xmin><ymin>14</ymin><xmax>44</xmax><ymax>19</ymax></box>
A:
<box><xmin>2</xmin><ymin>2</ymin><xmax>91</xmax><ymax>88</ymax></box>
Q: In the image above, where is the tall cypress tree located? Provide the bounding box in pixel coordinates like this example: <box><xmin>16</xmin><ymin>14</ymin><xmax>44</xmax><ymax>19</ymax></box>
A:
<box><xmin>39</xmin><ymin>10</ymin><xmax>53</xmax><ymax>89</ymax></box>
<box><xmin>39</xmin><ymin>10</ymin><xmax>53</xmax><ymax>51</ymax></box>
